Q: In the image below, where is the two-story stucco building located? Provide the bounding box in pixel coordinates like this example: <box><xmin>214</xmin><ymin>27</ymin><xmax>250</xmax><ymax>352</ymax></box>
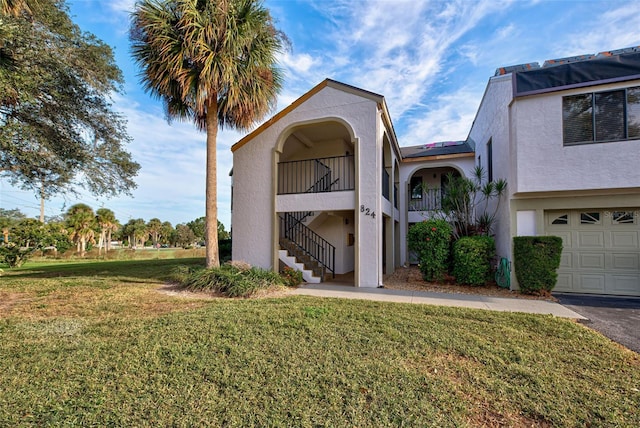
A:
<box><xmin>231</xmin><ymin>46</ymin><xmax>640</xmax><ymax>296</ymax></box>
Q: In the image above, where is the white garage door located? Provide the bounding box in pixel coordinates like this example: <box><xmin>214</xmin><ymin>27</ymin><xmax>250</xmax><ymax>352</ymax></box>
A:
<box><xmin>545</xmin><ymin>209</ymin><xmax>640</xmax><ymax>296</ymax></box>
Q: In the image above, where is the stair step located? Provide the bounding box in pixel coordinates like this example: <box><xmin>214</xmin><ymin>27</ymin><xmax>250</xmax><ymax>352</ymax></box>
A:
<box><xmin>278</xmin><ymin>249</ymin><xmax>321</xmax><ymax>283</ymax></box>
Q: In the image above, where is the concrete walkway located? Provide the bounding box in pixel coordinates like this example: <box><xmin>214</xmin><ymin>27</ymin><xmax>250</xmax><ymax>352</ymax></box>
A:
<box><xmin>292</xmin><ymin>284</ymin><xmax>586</xmax><ymax>319</ymax></box>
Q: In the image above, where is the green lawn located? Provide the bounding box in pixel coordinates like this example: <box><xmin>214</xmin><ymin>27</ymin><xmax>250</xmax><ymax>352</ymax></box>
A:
<box><xmin>1</xmin><ymin>259</ymin><xmax>639</xmax><ymax>427</ymax></box>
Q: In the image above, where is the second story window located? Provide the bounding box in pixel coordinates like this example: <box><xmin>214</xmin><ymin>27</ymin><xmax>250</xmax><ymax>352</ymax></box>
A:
<box><xmin>486</xmin><ymin>139</ymin><xmax>493</xmax><ymax>182</ymax></box>
<box><xmin>563</xmin><ymin>86</ymin><xmax>640</xmax><ymax>145</ymax></box>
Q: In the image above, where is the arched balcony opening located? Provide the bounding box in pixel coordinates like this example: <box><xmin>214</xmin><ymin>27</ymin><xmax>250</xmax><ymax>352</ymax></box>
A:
<box><xmin>277</xmin><ymin>121</ymin><xmax>355</xmax><ymax>195</ymax></box>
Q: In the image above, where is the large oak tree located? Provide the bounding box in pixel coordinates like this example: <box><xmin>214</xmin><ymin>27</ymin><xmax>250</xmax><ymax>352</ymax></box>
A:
<box><xmin>0</xmin><ymin>0</ymin><xmax>140</xmax><ymax>220</ymax></box>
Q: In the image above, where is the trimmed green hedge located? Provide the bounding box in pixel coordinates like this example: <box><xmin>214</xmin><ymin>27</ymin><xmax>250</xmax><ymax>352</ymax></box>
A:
<box><xmin>452</xmin><ymin>236</ymin><xmax>495</xmax><ymax>286</ymax></box>
<box><xmin>407</xmin><ymin>219</ymin><xmax>452</xmax><ymax>282</ymax></box>
<box><xmin>513</xmin><ymin>236</ymin><xmax>563</xmax><ymax>294</ymax></box>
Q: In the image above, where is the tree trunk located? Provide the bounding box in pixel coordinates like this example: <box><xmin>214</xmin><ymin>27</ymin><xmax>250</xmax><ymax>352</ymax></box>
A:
<box><xmin>39</xmin><ymin>189</ymin><xmax>45</xmax><ymax>223</ymax></box>
<box><xmin>106</xmin><ymin>229</ymin><xmax>112</xmax><ymax>252</ymax></box>
<box><xmin>98</xmin><ymin>230</ymin><xmax>105</xmax><ymax>255</ymax></box>
<box><xmin>205</xmin><ymin>98</ymin><xmax>220</xmax><ymax>268</ymax></box>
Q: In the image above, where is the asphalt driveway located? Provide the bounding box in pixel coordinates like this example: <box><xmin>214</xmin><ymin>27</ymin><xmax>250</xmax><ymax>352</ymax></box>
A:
<box><xmin>555</xmin><ymin>293</ymin><xmax>640</xmax><ymax>354</ymax></box>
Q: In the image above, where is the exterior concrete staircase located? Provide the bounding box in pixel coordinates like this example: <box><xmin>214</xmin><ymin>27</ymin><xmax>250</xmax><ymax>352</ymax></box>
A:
<box><xmin>279</xmin><ymin>238</ymin><xmax>322</xmax><ymax>283</ymax></box>
<box><xmin>279</xmin><ymin>212</ymin><xmax>335</xmax><ymax>283</ymax></box>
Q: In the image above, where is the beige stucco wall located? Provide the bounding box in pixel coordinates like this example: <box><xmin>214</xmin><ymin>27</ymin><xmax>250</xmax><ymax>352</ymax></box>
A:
<box><xmin>232</xmin><ymin>84</ymin><xmax>384</xmax><ymax>287</ymax></box>
<box><xmin>513</xmin><ymin>79</ymin><xmax>640</xmax><ymax>194</ymax></box>
<box><xmin>468</xmin><ymin>75</ymin><xmax>514</xmax><ymax>262</ymax></box>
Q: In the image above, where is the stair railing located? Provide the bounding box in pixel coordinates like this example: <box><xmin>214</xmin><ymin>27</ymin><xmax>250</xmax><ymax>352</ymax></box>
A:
<box><xmin>280</xmin><ymin>212</ymin><xmax>335</xmax><ymax>278</ymax></box>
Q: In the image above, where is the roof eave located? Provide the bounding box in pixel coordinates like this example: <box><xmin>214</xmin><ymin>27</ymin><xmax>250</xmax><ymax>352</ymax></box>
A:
<box><xmin>401</xmin><ymin>152</ymin><xmax>475</xmax><ymax>163</ymax></box>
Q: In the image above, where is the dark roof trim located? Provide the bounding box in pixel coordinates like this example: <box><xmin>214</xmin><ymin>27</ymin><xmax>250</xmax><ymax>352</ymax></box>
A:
<box><xmin>400</xmin><ymin>140</ymin><xmax>474</xmax><ymax>159</ymax></box>
<box><xmin>513</xmin><ymin>52</ymin><xmax>640</xmax><ymax>97</ymax></box>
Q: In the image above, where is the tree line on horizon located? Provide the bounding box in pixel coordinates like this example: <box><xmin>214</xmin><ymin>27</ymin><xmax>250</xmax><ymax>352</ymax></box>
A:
<box><xmin>0</xmin><ymin>205</ymin><xmax>230</xmax><ymax>267</ymax></box>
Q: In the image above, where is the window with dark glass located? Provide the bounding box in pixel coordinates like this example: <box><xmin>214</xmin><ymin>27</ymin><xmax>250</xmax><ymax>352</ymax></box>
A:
<box><xmin>580</xmin><ymin>212</ymin><xmax>601</xmax><ymax>224</ymax></box>
<box><xmin>551</xmin><ymin>214</ymin><xmax>569</xmax><ymax>225</ymax></box>
<box><xmin>628</xmin><ymin>87</ymin><xmax>640</xmax><ymax>139</ymax></box>
<box><xmin>486</xmin><ymin>139</ymin><xmax>493</xmax><ymax>182</ymax></box>
<box><xmin>410</xmin><ymin>176</ymin><xmax>422</xmax><ymax>199</ymax></box>
<box><xmin>563</xmin><ymin>86</ymin><xmax>640</xmax><ymax>145</ymax></box>
<box><xmin>612</xmin><ymin>211</ymin><xmax>636</xmax><ymax>224</ymax></box>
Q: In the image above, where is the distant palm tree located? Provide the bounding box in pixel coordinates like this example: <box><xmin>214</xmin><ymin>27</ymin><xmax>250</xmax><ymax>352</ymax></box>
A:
<box><xmin>130</xmin><ymin>0</ymin><xmax>286</xmax><ymax>267</ymax></box>
<box><xmin>96</xmin><ymin>208</ymin><xmax>118</xmax><ymax>255</ymax></box>
<box><xmin>66</xmin><ymin>204</ymin><xmax>96</xmax><ymax>256</ymax></box>
<box><xmin>147</xmin><ymin>217</ymin><xmax>162</xmax><ymax>247</ymax></box>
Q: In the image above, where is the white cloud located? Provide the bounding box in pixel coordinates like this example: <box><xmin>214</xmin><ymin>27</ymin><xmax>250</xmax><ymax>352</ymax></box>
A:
<box><xmin>303</xmin><ymin>0</ymin><xmax>513</xmax><ymax>121</ymax></box>
<box><xmin>400</xmin><ymin>86</ymin><xmax>484</xmax><ymax>145</ymax></box>
<box><xmin>108</xmin><ymin>0</ymin><xmax>135</xmax><ymax>14</ymax></box>
<box><xmin>554</xmin><ymin>2</ymin><xmax>640</xmax><ymax>57</ymax></box>
<box><xmin>280</xmin><ymin>52</ymin><xmax>318</xmax><ymax>74</ymax></box>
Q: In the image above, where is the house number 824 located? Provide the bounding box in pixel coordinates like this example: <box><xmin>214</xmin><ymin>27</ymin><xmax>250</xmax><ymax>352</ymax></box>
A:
<box><xmin>360</xmin><ymin>205</ymin><xmax>375</xmax><ymax>218</ymax></box>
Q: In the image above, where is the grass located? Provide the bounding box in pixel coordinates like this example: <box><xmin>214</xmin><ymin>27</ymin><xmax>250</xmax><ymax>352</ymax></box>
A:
<box><xmin>1</xmin><ymin>259</ymin><xmax>639</xmax><ymax>426</ymax></box>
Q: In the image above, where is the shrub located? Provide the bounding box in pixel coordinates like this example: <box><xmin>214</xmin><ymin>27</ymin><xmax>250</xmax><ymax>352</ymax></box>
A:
<box><xmin>281</xmin><ymin>266</ymin><xmax>303</xmax><ymax>287</ymax></box>
<box><xmin>452</xmin><ymin>236</ymin><xmax>496</xmax><ymax>285</ymax></box>
<box><xmin>407</xmin><ymin>219</ymin><xmax>452</xmax><ymax>282</ymax></box>
<box><xmin>0</xmin><ymin>244</ymin><xmax>36</xmax><ymax>268</ymax></box>
<box><xmin>513</xmin><ymin>236</ymin><xmax>563</xmax><ymax>294</ymax></box>
<box><xmin>179</xmin><ymin>263</ymin><xmax>284</xmax><ymax>297</ymax></box>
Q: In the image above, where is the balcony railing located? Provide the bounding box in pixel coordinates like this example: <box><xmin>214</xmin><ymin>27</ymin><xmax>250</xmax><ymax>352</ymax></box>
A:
<box><xmin>409</xmin><ymin>188</ymin><xmax>442</xmax><ymax>211</ymax></box>
<box><xmin>277</xmin><ymin>155</ymin><xmax>355</xmax><ymax>195</ymax></box>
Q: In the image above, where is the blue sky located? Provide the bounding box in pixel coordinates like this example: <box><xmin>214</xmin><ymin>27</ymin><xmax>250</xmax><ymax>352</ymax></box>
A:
<box><xmin>2</xmin><ymin>0</ymin><xmax>640</xmax><ymax>230</ymax></box>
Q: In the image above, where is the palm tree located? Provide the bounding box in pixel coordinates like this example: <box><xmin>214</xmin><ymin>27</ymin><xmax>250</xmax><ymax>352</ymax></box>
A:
<box><xmin>160</xmin><ymin>221</ymin><xmax>173</xmax><ymax>246</ymax></box>
<box><xmin>96</xmin><ymin>208</ymin><xmax>118</xmax><ymax>255</ymax></box>
<box><xmin>147</xmin><ymin>217</ymin><xmax>162</xmax><ymax>247</ymax></box>
<box><xmin>121</xmin><ymin>218</ymin><xmax>147</xmax><ymax>248</ymax></box>
<box><xmin>65</xmin><ymin>204</ymin><xmax>96</xmax><ymax>256</ymax></box>
<box><xmin>0</xmin><ymin>0</ymin><xmax>33</xmax><ymax>16</ymax></box>
<box><xmin>130</xmin><ymin>0</ymin><xmax>286</xmax><ymax>267</ymax></box>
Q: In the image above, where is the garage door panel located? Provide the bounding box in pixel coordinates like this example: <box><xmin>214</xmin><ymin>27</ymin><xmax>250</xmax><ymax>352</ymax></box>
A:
<box><xmin>578</xmin><ymin>231</ymin><xmax>605</xmax><ymax>248</ymax></box>
<box><xmin>553</xmin><ymin>231</ymin><xmax>572</xmax><ymax>249</ymax></box>
<box><xmin>611</xmin><ymin>253</ymin><xmax>639</xmax><ymax>270</ymax></box>
<box><xmin>579</xmin><ymin>253</ymin><xmax>605</xmax><ymax>269</ymax></box>
<box><xmin>580</xmin><ymin>274</ymin><xmax>606</xmax><ymax>292</ymax></box>
<box><xmin>608</xmin><ymin>274</ymin><xmax>640</xmax><ymax>294</ymax></box>
<box><xmin>611</xmin><ymin>231</ymin><xmax>638</xmax><ymax>248</ymax></box>
<box><xmin>554</xmin><ymin>273</ymin><xmax>573</xmax><ymax>292</ymax></box>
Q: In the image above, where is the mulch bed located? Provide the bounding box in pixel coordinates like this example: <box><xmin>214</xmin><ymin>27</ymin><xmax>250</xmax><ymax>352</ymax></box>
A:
<box><xmin>383</xmin><ymin>266</ymin><xmax>557</xmax><ymax>301</ymax></box>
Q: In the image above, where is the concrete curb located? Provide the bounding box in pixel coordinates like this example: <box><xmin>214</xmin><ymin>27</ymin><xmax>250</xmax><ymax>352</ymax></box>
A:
<box><xmin>292</xmin><ymin>284</ymin><xmax>586</xmax><ymax>319</ymax></box>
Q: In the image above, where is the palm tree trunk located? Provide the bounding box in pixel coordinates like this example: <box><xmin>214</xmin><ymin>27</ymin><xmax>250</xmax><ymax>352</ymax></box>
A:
<box><xmin>106</xmin><ymin>229</ymin><xmax>112</xmax><ymax>252</ymax></box>
<box><xmin>205</xmin><ymin>99</ymin><xmax>220</xmax><ymax>268</ymax></box>
<box><xmin>98</xmin><ymin>230</ymin><xmax>105</xmax><ymax>255</ymax></box>
<box><xmin>39</xmin><ymin>188</ymin><xmax>45</xmax><ymax>223</ymax></box>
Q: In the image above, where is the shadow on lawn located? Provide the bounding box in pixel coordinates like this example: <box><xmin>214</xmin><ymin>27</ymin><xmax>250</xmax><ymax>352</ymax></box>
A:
<box><xmin>3</xmin><ymin>258</ymin><xmax>206</xmax><ymax>282</ymax></box>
